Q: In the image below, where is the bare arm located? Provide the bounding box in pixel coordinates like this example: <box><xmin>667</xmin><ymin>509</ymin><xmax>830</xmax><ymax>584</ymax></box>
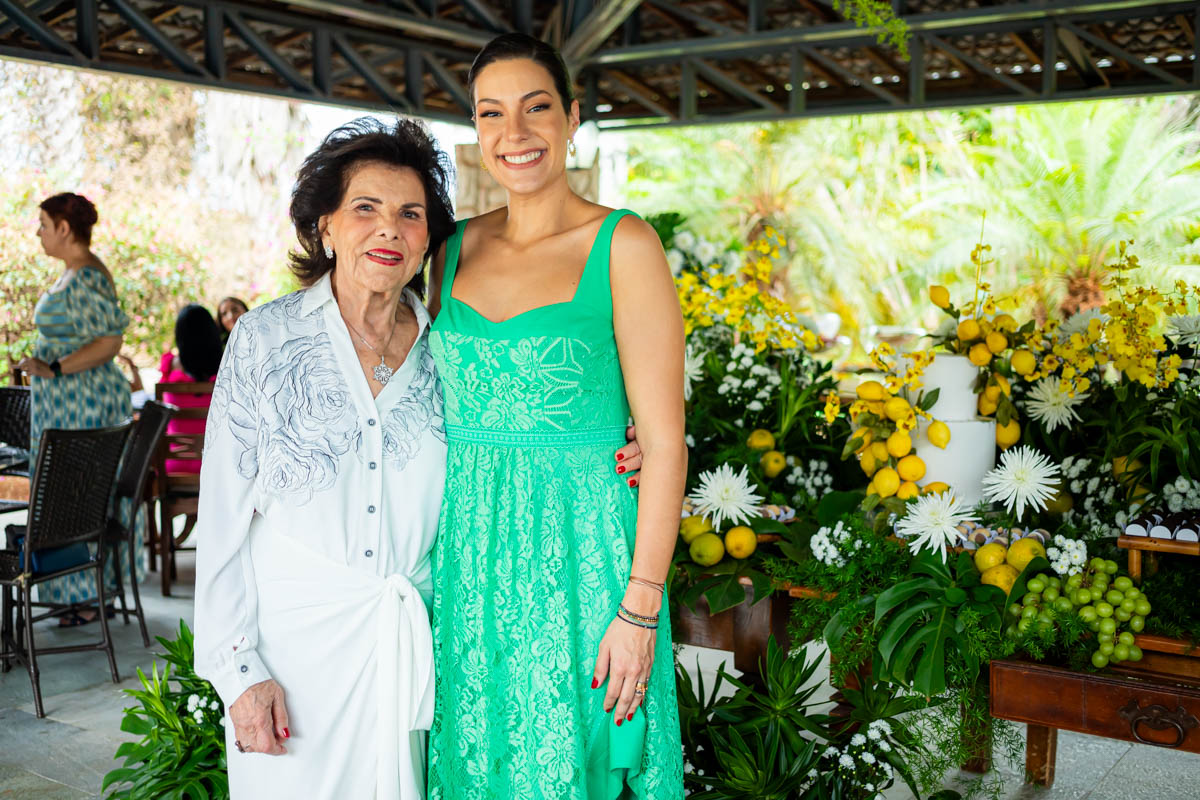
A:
<box><xmin>17</xmin><ymin>335</ymin><xmax>123</xmax><ymax>378</ymax></box>
<box><xmin>427</xmin><ymin>244</ymin><xmax>446</xmax><ymax>320</ymax></box>
<box><xmin>592</xmin><ymin>214</ymin><xmax>687</xmax><ymax>724</ymax></box>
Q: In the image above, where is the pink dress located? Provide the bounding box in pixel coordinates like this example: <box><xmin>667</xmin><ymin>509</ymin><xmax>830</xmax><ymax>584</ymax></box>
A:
<box><xmin>159</xmin><ymin>352</ymin><xmax>213</xmax><ymax>474</ymax></box>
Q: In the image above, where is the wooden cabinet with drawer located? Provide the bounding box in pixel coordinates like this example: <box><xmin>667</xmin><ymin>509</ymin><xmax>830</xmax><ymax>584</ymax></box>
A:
<box><xmin>991</xmin><ymin>659</ymin><xmax>1200</xmax><ymax>784</ymax></box>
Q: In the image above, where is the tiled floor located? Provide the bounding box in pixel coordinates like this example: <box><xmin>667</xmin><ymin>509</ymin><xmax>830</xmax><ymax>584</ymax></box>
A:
<box><xmin>3</xmin><ymin>542</ymin><xmax>1199</xmax><ymax>799</ymax></box>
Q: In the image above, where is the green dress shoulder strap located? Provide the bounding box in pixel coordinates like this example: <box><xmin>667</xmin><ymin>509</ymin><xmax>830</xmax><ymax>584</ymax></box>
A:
<box><xmin>574</xmin><ymin>208</ymin><xmax>641</xmax><ymax>318</ymax></box>
<box><xmin>439</xmin><ymin>219</ymin><xmax>468</xmax><ymax>304</ymax></box>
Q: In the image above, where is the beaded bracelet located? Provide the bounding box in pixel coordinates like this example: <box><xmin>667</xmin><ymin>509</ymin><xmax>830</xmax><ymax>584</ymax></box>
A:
<box><xmin>616</xmin><ymin>611</ymin><xmax>658</xmax><ymax>630</ymax></box>
<box><xmin>617</xmin><ymin>603</ymin><xmax>660</xmax><ymax>629</ymax></box>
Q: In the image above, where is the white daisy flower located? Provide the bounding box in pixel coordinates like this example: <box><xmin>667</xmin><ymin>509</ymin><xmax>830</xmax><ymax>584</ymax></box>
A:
<box><xmin>1059</xmin><ymin>308</ymin><xmax>1109</xmax><ymax>338</ymax></box>
<box><xmin>665</xmin><ymin>249</ymin><xmax>685</xmax><ymax>276</ymax></box>
<box><xmin>683</xmin><ymin>346</ymin><xmax>705</xmax><ymax>402</ymax></box>
<box><xmin>982</xmin><ymin>445</ymin><xmax>1061</xmax><ymax>521</ymax></box>
<box><xmin>193</xmin><ymin>709</ymin><xmax>204</xmax><ymax>724</ymax></box>
<box><xmin>674</xmin><ymin>231</ymin><xmax>697</xmax><ymax>252</ymax></box>
<box><xmin>695</xmin><ymin>240</ymin><xmax>717</xmax><ymax>264</ymax></box>
<box><xmin>893</xmin><ymin>492</ymin><xmax>978</xmax><ymax>562</ymax></box>
<box><xmin>1168</xmin><ymin>314</ymin><xmax>1200</xmax><ymax>348</ymax></box>
<box><xmin>689</xmin><ymin>463</ymin><xmax>764</xmax><ymax>529</ymax></box>
<box><xmin>187</xmin><ymin>695</ymin><xmax>200</xmax><ymax>712</ymax></box>
<box><xmin>1025</xmin><ymin>375</ymin><xmax>1087</xmax><ymax>433</ymax></box>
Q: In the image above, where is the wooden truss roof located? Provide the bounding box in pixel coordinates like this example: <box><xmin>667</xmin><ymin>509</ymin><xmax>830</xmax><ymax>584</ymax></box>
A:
<box><xmin>1</xmin><ymin>0</ymin><xmax>1198</xmax><ymax>126</ymax></box>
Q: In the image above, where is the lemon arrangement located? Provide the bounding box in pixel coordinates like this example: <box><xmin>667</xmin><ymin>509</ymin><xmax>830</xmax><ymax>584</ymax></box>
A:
<box><xmin>665</xmin><ymin>217</ymin><xmax>1200</xmax><ymax>800</ymax></box>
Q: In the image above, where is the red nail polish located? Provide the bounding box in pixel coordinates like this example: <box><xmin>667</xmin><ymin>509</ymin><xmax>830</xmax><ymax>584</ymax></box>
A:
<box><xmin>591</xmin><ymin>678</ymin><xmax>599</xmax><ymax>689</ymax></box>
<box><xmin>616</xmin><ymin>465</ymin><xmax>626</xmax><ymax>474</ymax></box>
<box><xmin>283</xmin><ymin>728</ymin><xmax>290</xmax><ymax>739</ymax></box>
<box><xmin>616</xmin><ymin>718</ymin><xmax>623</xmax><ymax>727</ymax></box>
<box><xmin>616</xmin><ymin>453</ymin><xmax>625</xmax><ymax>461</ymax></box>
<box><xmin>627</xmin><ymin>713</ymin><xmax>634</xmax><ymax>721</ymax></box>
<box><xmin>627</xmin><ymin>478</ymin><xmax>636</xmax><ymax>487</ymax></box>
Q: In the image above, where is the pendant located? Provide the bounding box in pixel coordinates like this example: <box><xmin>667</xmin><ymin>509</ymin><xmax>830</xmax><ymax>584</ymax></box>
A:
<box><xmin>373</xmin><ymin>356</ymin><xmax>394</xmax><ymax>385</ymax></box>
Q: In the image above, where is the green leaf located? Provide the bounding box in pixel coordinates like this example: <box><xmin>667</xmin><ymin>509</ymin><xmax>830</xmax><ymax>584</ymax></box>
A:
<box><xmin>877</xmin><ymin>598</ymin><xmax>941</xmax><ymax>664</ymax></box>
<box><xmin>704</xmin><ymin>576</ymin><xmax>749</xmax><ymax>615</ymax></box>
<box><xmin>875</xmin><ymin>577</ymin><xmax>939</xmax><ymax>618</ymax></box>
<box><xmin>816</xmin><ymin>491</ymin><xmax>863</xmax><ymax>526</ymax></box>
<box><xmin>918</xmin><ymin>387</ymin><xmax>941</xmax><ymax>411</ymax></box>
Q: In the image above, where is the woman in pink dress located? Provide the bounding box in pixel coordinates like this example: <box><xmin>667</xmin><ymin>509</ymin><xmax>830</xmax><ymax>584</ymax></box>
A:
<box><xmin>159</xmin><ymin>304</ymin><xmax>224</xmax><ymax>474</ymax></box>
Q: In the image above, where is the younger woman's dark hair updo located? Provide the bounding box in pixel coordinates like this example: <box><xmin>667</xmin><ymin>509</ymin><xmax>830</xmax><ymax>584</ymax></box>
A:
<box><xmin>174</xmin><ymin>304</ymin><xmax>224</xmax><ymax>381</ymax></box>
<box><xmin>40</xmin><ymin>192</ymin><xmax>98</xmax><ymax>245</ymax></box>
<box><xmin>468</xmin><ymin>33</ymin><xmax>575</xmax><ymax>113</ymax></box>
<box><xmin>288</xmin><ymin>117</ymin><xmax>455</xmax><ymax>293</ymax></box>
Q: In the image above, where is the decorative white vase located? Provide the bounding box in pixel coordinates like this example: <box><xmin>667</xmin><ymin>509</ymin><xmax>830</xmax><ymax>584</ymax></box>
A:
<box><xmin>917</xmin><ymin>354</ymin><xmax>980</xmax><ymax>420</ymax></box>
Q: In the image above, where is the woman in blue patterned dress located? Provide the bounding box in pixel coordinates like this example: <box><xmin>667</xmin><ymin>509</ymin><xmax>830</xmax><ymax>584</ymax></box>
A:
<box><xmin>16</xmin><ymin>192</ymin><xmax>144</xmax><ymax>623</ymax></box>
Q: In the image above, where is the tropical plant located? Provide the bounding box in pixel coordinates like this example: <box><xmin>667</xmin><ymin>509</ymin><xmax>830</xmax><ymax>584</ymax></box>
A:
<box><xmin>103</xmin><ymin>621</ymin><xmax>228</xmax><ymax>800</ymax></box>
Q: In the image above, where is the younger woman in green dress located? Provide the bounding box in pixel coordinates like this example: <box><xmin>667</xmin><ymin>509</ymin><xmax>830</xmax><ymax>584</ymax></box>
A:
<box><xmin>426</xmin><ymin>34</ymin><xmax>685</xmax><ymax>799</ymax></box>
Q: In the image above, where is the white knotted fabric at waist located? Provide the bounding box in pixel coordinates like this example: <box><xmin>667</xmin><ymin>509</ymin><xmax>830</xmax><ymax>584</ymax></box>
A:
<box><xmin>251</xmin><ymin>529</ymin><xmax>435</xmax><ymax>800</ymax></box>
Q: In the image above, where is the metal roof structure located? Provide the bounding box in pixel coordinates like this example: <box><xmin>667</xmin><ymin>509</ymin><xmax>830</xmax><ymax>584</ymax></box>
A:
<box><xmin>2</xmin><ymin>1</ymin><xmax>1198</xmax><ymax>127</ymax></box>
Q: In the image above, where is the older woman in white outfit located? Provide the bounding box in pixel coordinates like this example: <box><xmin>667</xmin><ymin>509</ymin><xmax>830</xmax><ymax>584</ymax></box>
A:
<box><xmin>193</xmin><ymin>118</ymin><xmax>456</xmax><ymax>799</ymax></box>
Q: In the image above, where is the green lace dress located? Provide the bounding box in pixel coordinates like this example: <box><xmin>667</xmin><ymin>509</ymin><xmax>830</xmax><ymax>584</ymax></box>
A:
<box><xmin>427</xmin><ymin>209</ymin><xmax>684</xmax><ymax>800</ymax></box>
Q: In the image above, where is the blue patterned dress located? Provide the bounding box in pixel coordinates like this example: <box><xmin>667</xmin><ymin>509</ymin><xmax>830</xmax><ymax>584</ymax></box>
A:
<box><xmin>30</xmin><ymin>265</ymin><xmax>146</xmax><ymax>606</ymax></box>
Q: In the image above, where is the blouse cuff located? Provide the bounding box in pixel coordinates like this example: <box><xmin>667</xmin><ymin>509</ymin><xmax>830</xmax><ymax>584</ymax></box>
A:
<box><xmin>210</xmin><ymin>648</ymin><xmax>274</xmax><ymax>708</ymax></box>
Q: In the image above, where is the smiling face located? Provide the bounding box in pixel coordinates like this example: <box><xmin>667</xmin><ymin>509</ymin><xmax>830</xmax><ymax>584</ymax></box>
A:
<box><xmin>218</xmin><ymin>299</ymin><xmax>247</xmax><ymax>332</ymax></box>
<box><xmin>473</xmin><ymin>57</ymin><xmax>579</xmax><ymax>195</ymax></box>
<box><xmin>36</xmin><ymin>210</ymin><xmax>71</xmax><ymax>259</ymax></box>
<box><xmin>319</xmin><ymin>161</ymin><xmax>430</xmax><ymax>296</ymax></box>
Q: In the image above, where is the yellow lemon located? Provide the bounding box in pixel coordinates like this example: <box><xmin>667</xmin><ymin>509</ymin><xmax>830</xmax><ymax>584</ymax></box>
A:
<box><xmin>993</xmin><ymin>313</ymin><xmax>1017</xmax><ymax>332</ymax></box>
<box><xmin>996</xmin><ymin>419</ymin><xmax>1020</xmax><ymax>449</ymax></box>
<box><xmin>884</xmin><ymin>397</ymin><xmax>912</xmax><ymax>422</ymax></box>
<box><xmin>1112</xmin><ymin>456</ymin><xmax>1143</xmax><ymax>483</ymax></box>
<box><xmin>866</xmin><ymin>477</ymin><xmax>879</xmax><ymax>496</ymax></box>
<box><xmin>957</xmin><ymin>318</ymin><xmax>982</xmax><ymax>341</ymax></box>
<box><xmin>968</xmin><ymin>341</ymin><xmax>993</xmax><ymax>366</ymax></box>
<box><xmin>870</xmin><ymin>441</ymin><xmax>890</xmax><ymax>463</ymax></box>
<box><xmin>854</xmin><ymin>428</ymin><xmax>874</xmax><ymax>452</ymax></box>
<box><xmin>725</xmin><ymin>526</ymin><xmax>758</xmax><ymax>559</ymax></box>
<box><xmin>986</xmin><ymin>331</ymin><xmax>1008</xmax><ymax>354</ymax></box>
<box><xmin>1006</xmin><ymin>537</ymin><xmax>1046</xmax><ymax>572</ymax></box>
<box><xmin>897</xmin><ymin>454</ymin><xmax>926</xmax><ymax>482</ymax></box>
<box><xmin>886</xmin><ymin>430</ymin><xmax>912</xmax><ymax>459</ymax></box>
<box><xmin>922</xmin><ymin>481</ymin><xmax>951</xmax><ymax>495</ymax></box>
<box><xmin>896</xmin><ymin>481</ymin><xmax>920</xmax><ymax>500</ymax></box>
<box><xmin>974</xmin><ymin>542</ymin><xmax>1008</xmax><ymax>573</ymax></box>
<box><xmin>856</xmin><ymin>380</ymin><xmax>885</xmax><ymax>401</ymax></box>
<box><xmin>930</xmin><ymin>285</ymin><xmax>951</xmax><ymax>309</ymax></box>
<box><xmin>866</xmin><ymin>400</ymin><xmax>886</xmax><ymax>417</ymax></box>
<box><xmin>984</xmin><ymin>383</ymin><xmax>1002</xmax><ymax>403</ymax></box>
<box><xmin>873</xmin><ymin>467</ymin><xmax>900</xmax><ymax>498</ymax></box>
<box><xmin>1045</xmin><ymin>484</ymin><xmax>1074</xmax><ymax>515</ymax></box>
<box><xmin>927</xmin><ymin>420</ymin><xmax>951</xmax><ymax>449</ymax></box>
<box><xmin>993</xmin><ymin>373</ymin><xmax>1012</xmax><ymax>396</ymax></box>
<box><xmin>690</xmin><ymin>533</ymin><xmax>725</xmax><ymax>567</ymax></box>
<box><xmin>981</xmin><ymin>564</ymin><xmax>1020</xmax><ymax>596</ymax></box>
<box><xmin>746</xmin><ymin>429</ymin><xmax>776</xmax><ymax>451</ymax></box>
<box><xmin>860</xmin><ymin>450</ymin><xmax>878</xmax><ymax>477</ymax></box>
<box><xmin>977</xmin><ymin>393</ymin><xmax>999</xmax><ymax>416</ymax></box>
<box><xmin>1011</xmin><ymin>349</ymin><xmax>1036</xmax><ymax>376</ymax></box>
<box><xmin>679</xmin><ymin>515</ymin><xmax>714</xmax><ymax>544</ymax></box>
<box><xmin>760</xmin><ymin>450</ymin><xmax>787</xmax><ymax>478</ymax></box>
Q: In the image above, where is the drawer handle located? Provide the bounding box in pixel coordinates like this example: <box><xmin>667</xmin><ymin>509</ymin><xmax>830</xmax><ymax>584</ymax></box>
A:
<box><xmin>1118</xmin><ymin>700</ymin><xmax>1199</xmax><ymax>748</ymax></box>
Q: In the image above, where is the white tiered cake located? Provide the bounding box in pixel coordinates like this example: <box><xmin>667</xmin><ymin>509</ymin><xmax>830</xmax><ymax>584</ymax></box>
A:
<box><xmin>907</xmin><ymin>354</ymin><xmax>995</xmax><ymax>507</ymax></box>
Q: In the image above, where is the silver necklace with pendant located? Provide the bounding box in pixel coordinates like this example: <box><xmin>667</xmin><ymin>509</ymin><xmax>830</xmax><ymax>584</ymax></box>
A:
<box><xmin>343</xmin><ymin>309</ymin><xmax>402</xmax><ymax>386</ymax></box>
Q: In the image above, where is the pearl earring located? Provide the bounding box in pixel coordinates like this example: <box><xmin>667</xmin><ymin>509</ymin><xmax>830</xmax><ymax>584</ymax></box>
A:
<box><xmin>323</xmin><ymin>243</ymin><xmax>333</xmax><ymax>259</ymax></box>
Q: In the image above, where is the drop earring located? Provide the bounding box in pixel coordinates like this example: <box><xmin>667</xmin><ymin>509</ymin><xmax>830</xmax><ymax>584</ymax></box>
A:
<box><xmin>480</xmin><ymin>158</ymin><xmax>488</xmax><ymax>172</ymax></box>
<box><xmin>568</xmin><ymin>139</ymin><xmax>577</xmax><ymax>157</ymax></box>
<box><xmin>323</xmin><ymin>243</ymin><xmax>334</xmax><ymax>259</ymax></box>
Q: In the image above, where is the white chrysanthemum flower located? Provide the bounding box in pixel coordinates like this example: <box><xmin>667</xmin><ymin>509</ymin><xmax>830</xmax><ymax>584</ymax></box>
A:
<box><xmin>695</xmin><ymin>240</ymin><xmax>718</xmax><ymax>264</ymax></box>
<box><xmin>867</xmin><ymin>726</ymin><xmax>882</xmax><ymax>741</ymax></box>
<box><xmin>982</xmin><ymin>445</ymin><xmax>1061</xmax><ymax>521</ymax></box>
<box><xmin>861</xmin><ymin>752</ymin><xmax>877</xmax><ymax>764</ymax></box>
<box><xmin>893</xmin><ymin>492</ymin><xmax>978</xmax><ymax>562</ymax></box>
<box><xmin>689</xmin><ymin>463</ymin><xmax>764</xmax><ymax>529</ymax></box>
<box><xmin>187</xmin><ymin>695</ymin><xmax>200</xmax><ymax>712</ymax></box>
<box><xmin>823</xmin><ymin>746</ymin><xmax>840</xmax><ymax>758</ymax></box>
<box><xmin>839</xmin><ymin>753</ymin><xmax>855</xmax><ymax>769</ymax></box>
<box><xmin>210</xmin><ymin>698</ymin><xmax>220</xmax><ymax>710</ymax></box>
<box><xmin>193</xmin><ymin>709</ymin><xmax>204</xmax><ymax>723</ymax></box>
<box><xmin>1168</xmin><ymin>314</ymin><xmax>1200</xmax><ymax>348</ymax></box>
<box><xmin>869</xmin><ymin>719</ymin><xmax>891</xmax><ymax>734</ymax></box>
<box><xmin>1059</xmin><ymin>308</ymin><xmax>1109</xmax><ymax>338</ymax></box>
<box><xmin>674</xmin><ymin>231</ymin><xmax>697</xmax><ymax>252</ymax></box>
<box><xmin>665</xmin><ymin>249</ymin><xmax>685</xmax><ymax>276</ymax></box>
<box><xmin>1025</xmin><ymin>375</ymin><xmax>1087</xmax><ymax>433</ymax></box>
<box><xmin>851</xmin><ymin>733</ymin><xmax>866</xmax><ymax>746</ymax></box>
<box><xmin>683</xmin><ymin>346</ymin><xmax>705</xmax><ymax>402</ymax></box>
<box><xmin>878</xmin><ymin>740</ymin><xmax>891</xmax><ymax>752</ymax></box>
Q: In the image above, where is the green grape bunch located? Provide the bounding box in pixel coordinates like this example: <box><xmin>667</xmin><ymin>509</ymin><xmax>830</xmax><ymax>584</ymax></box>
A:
<box><xmin>1003</xmin><ymin>557</ymin><xmax>1153</xmax><ymax>669</ymax></box>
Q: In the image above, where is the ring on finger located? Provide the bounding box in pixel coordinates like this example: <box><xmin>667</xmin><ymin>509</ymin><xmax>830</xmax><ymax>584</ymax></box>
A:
<box><xmin>235</xmin><ymin>740</ymin><xmax>248</xmax><ymax>753</ymax></box>
<box><xmin>635</xmin><ymin>681</ymin><xmax>649</xmax><ymax>696</ymax></box>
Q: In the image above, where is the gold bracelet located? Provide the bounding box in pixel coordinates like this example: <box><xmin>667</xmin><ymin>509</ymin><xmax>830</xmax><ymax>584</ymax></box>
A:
<box><xmin>629</xmin><ymin>576</ymin><xmax>665</xmax><ymax>592</ymax></box>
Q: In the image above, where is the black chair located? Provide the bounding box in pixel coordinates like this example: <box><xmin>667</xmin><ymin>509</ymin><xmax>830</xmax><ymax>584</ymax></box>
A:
<box><xmin>0</xmin><ymin>421</ymin><xmax>133</xmax><ymax>718</ymax></box>
<box><xmin>105</xmin><ymin>402</ymin><xmax>174</xmax><ymax>647</ymax></box>
<box><xmin>0</xmin><ymin>386</ymin><xmax>32</xmax><ymax>514</ymax></box>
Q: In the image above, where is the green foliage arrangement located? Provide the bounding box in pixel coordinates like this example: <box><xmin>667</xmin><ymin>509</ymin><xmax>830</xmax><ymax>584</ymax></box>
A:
<box><xmin>103</xmin><ymin>621</ymin><xmax>228</xmax><ymax>800</ymax></box>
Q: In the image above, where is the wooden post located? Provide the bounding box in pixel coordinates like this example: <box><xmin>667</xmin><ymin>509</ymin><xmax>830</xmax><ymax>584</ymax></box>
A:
<box><xmin>1025</xmin><ymin>724</ymin><xmax>1058</xmax><ymax>786</ymax></box>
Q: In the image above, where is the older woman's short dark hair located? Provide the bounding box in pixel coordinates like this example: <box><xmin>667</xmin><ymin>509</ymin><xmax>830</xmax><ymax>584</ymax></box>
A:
<box><xmin>288</xmin><ymin>117</ymin><xmax>455</xmax><ymax>292</ymax></box>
